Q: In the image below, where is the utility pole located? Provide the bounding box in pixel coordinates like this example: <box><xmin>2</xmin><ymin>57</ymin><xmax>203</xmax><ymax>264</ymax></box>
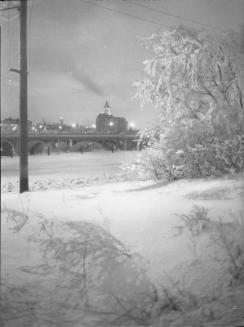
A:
<box><xmin>0</xmin><ymin>25</ymin><xmax>2</xmax><ymax>300</ymax></box>
<box><xmin>19</xmin><ymin>0</ymin><xmax>29</xmax><ymax>193</ymax></box>
<box><xmin>3</xmin><ymin>0</ymin><xmax>29</xmax><ymax>192</ymax></box>
<box><xmin>0</xmin><ymin>25</ymin><xmax>1</xmax><ymax>132</ymax></box>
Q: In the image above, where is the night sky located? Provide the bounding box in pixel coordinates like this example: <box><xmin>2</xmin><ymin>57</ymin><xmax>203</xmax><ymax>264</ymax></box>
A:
<box><xmin>1</xmin><ymin>0</ymin><xmax>243</xmax><ymax>128</ymax></box>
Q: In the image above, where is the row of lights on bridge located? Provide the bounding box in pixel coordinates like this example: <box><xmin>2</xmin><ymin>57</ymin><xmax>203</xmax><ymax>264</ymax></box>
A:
<box><xmin>36</xmin><ymin>122</ymin><xmax>135</xmax><ymax>130</ymax></box>
<box><xmin>5</xmin><ymin>121</ymin><xmax>135</xmax><ymax>131</ymax></box>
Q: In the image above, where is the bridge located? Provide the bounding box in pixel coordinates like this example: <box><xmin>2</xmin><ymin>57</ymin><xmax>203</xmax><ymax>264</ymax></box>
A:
<box><xmin>1</xmin><ymin>132</ymin><xmax>139</xmax><ymax>156</ymax></box>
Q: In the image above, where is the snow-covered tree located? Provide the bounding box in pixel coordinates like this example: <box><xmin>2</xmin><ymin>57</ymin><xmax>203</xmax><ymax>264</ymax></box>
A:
<box><xmin>132</xmin><ymin>26</ymin><xmax>244</xmax><ymax>180</ymax></box>
<box><xmin>135</xmin><ymin>26</ymin><xmax>243</xmax><ymax>135</ymax></box>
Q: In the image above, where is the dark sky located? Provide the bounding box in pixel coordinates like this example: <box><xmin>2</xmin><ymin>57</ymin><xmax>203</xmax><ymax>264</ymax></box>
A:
<box><xmin>1</xmin><ymin>0</ymin><xmax>244</xmax><ymax>128</ymax></box>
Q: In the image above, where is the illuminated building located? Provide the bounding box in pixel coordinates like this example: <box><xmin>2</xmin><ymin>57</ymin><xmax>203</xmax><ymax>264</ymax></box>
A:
<box><xmin>96</xmin><ymin>101</ymin><xmax>128</xmax><ymax>134</ymax></box>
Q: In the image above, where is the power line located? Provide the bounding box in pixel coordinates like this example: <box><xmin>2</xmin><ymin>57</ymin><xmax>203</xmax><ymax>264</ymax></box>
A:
<box><xmin>80</xmin><ymin>0</ymin><xmax>170</xmax><ymax>29</ymax></box>
<box><xmin>132</xmin><ymin>2</ymin><xmax>223</xmax><ymax>31</ymax></box>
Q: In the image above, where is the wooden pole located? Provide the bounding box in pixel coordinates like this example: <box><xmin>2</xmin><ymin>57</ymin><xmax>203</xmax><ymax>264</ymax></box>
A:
<box><xmin>0</xmin><ymin>25</ymin><xmax>2</xmax><ymax>299</ymax></box>
<box><xmin>19</xmin><ymin>0</ymin><xmax>29</xmax><ymax>193</ymax></box>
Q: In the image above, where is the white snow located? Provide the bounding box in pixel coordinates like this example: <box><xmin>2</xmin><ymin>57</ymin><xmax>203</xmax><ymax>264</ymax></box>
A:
<box><xmin>2</xmin><ymin>152</ymin><xmax>243</xmax><ymax>279</ymax></box>
<box><xmin>1</xmin><ymin>151</ymin><xmax>138</xmax><ymax>192</ymax></box>
<box><xmin>1</xmin><ymin>151</ymin><xmax>137</xmax><ymax>178</ymax></box>
<box><xmin>1</xmin><ymin>151</ymin><xmax>244</xmax><ymax>326</ymax></box>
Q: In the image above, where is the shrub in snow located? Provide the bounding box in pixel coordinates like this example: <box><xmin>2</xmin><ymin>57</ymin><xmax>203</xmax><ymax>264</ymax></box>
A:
<box><xmin>1</xmin><ymin>211</ymin><xmax>154</xmax><ymax>326</ymax></box>
<box><xmin>2</xmin><ymin>205</ymin><xmax>244</xmax><ymax>326</ymax></box>
<box><xmin>125</xmin><ymin>129</ymin><xmax>243</xmax><ymax>182</ymax></box>
<box><xmin>176</xmin><ymin>206</ymin><xmax>244</xmax><ymax>285</ymax></box>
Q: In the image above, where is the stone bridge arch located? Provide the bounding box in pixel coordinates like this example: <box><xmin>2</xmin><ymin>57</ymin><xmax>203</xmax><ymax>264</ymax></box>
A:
<box><xmin>28</xmin><ymin>140</ymin><xmax>47</xmax><ymax>154</ymax></box>
<box><xmin>102</xmin><ymin>140</ymin><xmax>119</xmax><ymax>151</ymax></box>
<box><xmin>29</xmin><ymin>140</ymin><xmax>60</xmax><ymax>154</ymax></box>
<box><xmin>1</xmin><ymin>140</ymin><xmax>15</xmax><ymax>156</ymax></box>
<box><xmin>55</xmin><ymin>141</ymin><xmax>69</xmax><ymax>152</ymax></box>
<box><xmin>71</xmin><ymin>141</ymin><xmax>106</xmax><ymax>152</ymax></box>
<box><xmin>29</xmin><ymin>140</ymin><xmax>71</xmax><ymax>154</ymax></box>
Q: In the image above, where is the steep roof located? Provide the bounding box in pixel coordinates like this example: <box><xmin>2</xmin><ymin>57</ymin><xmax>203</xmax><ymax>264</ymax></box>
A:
<box><xmin>104</xmin><ymin>100</ymin><xmax>110</xmax><ymax>109</ymax></box>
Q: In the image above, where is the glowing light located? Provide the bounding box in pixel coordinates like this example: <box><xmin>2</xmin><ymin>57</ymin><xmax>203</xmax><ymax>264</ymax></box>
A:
<box><xmin>92</xmin><ymin>124</ymin><xmax>96</xmax><ymax>129</ymax></box>
<box><xmin>58</xmin><ymin>125</ymin><xmax>62</xmax><ymax>130</ymax></box>
<box><xmin>39</xmin><ymin>124</ymin><xmax>43</xmax><ymax>129</ymax></box>
<box><xmin>71</xmin><ymin>123</ymin><xmax>76</xmax><ymax>128</ymax></box>
<box><xmin>129</xmin><ymin>122</ymin><xmax>135</xmax><ymax>128</ymax></box>
<box><xmin>109</xmin><ymin>121</ymin><xmax>114</xmax><ymax>127</ymax></box>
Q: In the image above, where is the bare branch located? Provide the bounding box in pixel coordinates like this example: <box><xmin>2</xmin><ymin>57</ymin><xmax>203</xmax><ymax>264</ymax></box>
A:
<box><xmin>197</xmin><ymin>73</ymin><xmax>218</xmax><ymax>103</ymax></box>
<box><xmin>236</xmin><ymin>81</ymin><xmax>244</xmax><ymax>109</ymax></box>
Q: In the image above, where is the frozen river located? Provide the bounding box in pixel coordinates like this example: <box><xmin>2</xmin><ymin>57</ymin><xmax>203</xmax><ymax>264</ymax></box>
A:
<box><xmin>1</xmin><ymin>150</ymin><xmax>138</xmax><ymax>179</ymax></box>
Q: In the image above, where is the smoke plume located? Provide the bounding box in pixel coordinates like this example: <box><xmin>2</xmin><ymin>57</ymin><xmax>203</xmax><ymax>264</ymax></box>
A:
<box><xmin>72</xmin><ymin>68</ymin><xmax>104</xmax><ymax>96</ymax></box>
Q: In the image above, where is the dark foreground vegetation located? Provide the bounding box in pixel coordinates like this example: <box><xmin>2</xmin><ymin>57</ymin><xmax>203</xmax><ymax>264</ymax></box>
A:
<box><xmin>1</xmin><ymin>204</ymin><xmax>244</xmax><ymax>326</ymax></box>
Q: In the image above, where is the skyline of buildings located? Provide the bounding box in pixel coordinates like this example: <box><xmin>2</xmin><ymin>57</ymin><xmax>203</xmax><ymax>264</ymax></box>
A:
<box><xmin>1</xmin><ymin>100</ymin><xmax>138</xmax><ymax>134</ymax></box>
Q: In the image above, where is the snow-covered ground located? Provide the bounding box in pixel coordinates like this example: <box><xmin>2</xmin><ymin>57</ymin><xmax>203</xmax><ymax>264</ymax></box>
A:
<box><xmin>1</xmin><ymin>151</ymin><xmax>137</xmax><ymax>190</ymax></box>
<box><xmin>1</xmin><ymin>152</ymin><xmax>244</xmax><ymax>326</ymax></box>
<box><xmin>1</xmin><ymin>151</ymin><xmax>137</xmax><ymax>179</ymax></box>
<box><xmin>2</xmin><ymin>174</ymin><xmax>243</xmax><ymax>283</ymax></box>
